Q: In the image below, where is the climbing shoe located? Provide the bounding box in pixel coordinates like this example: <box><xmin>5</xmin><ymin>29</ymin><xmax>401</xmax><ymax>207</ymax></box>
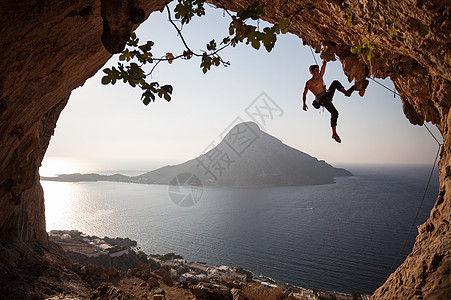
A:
<box><xmin>332</xmin><ymin>134</ymin><xmax>342</xmax><ymax>143</ymax></box>
<box><xmin>345</xmin><ymin>86</ymin><xmax>355</xmax><ymax>97</ymax></box>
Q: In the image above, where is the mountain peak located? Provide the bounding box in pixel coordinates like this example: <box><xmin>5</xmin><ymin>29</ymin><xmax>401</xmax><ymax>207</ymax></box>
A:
<box><xmin>44</xmin><ymin>122</ymin><xmax>352</xmax><ymax>187</ymax></box>
<box><xmin>136</xmin><ymin>122</ymin><xmax>352</xmax><ymax>187</ymax></box>
<box><xmin>231</xmin><ymin>121</ymin><xmax>261</xmax><ymax>132</ymax></box>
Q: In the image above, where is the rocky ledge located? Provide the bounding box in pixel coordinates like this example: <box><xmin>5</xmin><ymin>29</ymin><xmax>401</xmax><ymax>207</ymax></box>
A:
<box><xmin>1</xmin><ymin>230</ymin><xmax>369</xmax><ymax>299</ymax></box>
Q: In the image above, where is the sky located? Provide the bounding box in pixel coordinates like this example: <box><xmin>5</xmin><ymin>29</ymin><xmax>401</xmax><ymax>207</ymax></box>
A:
<box><xmin>41</xmin><ymin>3</ymin><xmax>442</xmax><ymax>176</ymax></box>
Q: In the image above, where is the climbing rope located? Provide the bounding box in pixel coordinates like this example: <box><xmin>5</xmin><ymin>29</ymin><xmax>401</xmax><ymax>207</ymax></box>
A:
<box><xmin>369</xmin><ymin>77</ymin><xmax>444</xmax><ymax>285</ymax></box>
<box><xmin>369</xmin><ymin>77</ymin><xmax>400</xmax><ymax>97</ymax></box>
<box><xmin>368</xmin><ymin>77</ymin><xmax>442</xmax><ymax>146</ymax></box>
<box><xmin>424</xmin><ymin>123</ymin><xmax>442</xmax><ymax>146</ymax></box>
<box><xmin>309</xmin><ymin>46</ymin><xmax>318</xmax><ymax>65</ymax></box>
<box><xmin>382</xmin><ymin>142</ymin><xmax>441</xmax><ymax>285</ymax></box>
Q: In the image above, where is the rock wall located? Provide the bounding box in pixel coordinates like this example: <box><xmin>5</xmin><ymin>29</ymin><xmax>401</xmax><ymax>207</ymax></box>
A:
<box><xmin>0</xmin><ymin>0</ymin><xmax>165</xmax><ymax>244</ymax></box>
<box><xmin>0</xmin><ymin>0</ymin><xmax>449</xmax><ymax>298</ymax></box>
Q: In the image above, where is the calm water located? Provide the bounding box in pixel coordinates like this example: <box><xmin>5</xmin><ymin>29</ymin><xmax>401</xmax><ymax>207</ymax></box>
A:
<box><xmin>42</xmin><ymin>165</ymin><xmax>439</xmax><ymax>294</ymax></box>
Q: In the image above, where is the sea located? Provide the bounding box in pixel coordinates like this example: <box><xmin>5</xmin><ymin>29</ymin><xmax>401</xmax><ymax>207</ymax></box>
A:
<box><xmin>42</xmin><ymin>164</ymin><xmax>439</xmax><ymax>295</ymax></box>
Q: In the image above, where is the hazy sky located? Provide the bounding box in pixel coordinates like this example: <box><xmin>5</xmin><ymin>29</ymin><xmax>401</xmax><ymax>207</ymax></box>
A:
<box><xmin>41</xmin><ymin>3</ymin><xmax>442</xmax><ymax>175</ymax></box>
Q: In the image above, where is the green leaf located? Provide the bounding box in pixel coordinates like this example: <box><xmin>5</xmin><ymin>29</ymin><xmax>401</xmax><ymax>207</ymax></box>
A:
<box><xmin>390</xmin><ymin>27</ymin><xmax>397</xmax><ymax>35</ymax></box>
<box><xmin>141</xmin><ymin>90</ymin><xmax>155</xmax><ymax>105</ymax></box>
<box><xmin>128</xmin><ymin>63</ymin><xmax>144</xmax><ymax>79</ymax></box>
<box><xmin>251</xmin><ymin>39</ymin><xmax>260</xmax><ymax>50</ymax></box>
<box><xmin>262</xmin><ymin>27</ymin><xmax>277</xmax><ymax>52</ymax></box>
<box><xmin>183</xmin><ymin>50</ymin><xmax>193</xmax><ymax>59</ymax></box>
<box><xmin>139</xmin><ymin>41</ymin><xmax>154</xmax><ymax>53</ymax></box>
<box><xmin>140</xmin><ymin>52</ymin><xmax>153</xmax><ymax>63</ymax></box>
<box><xmin>101</xmin><ymin>67</ymin><xmax>121</xmax><ymax>85</ymax></box>
<box><xmin>212</xmin><ymin>57</ymin><xmax>220</xmax><ymax>66</ymax></box>
<box><xmin>119</xmin><ymin>49</ymin><xmax>132</xmax><ymax>62</ymax></box>
<box><xmin>200</xmin><ymin>53</ymin><xmax>212</xmax><ymax>73</ymax></box>
<box><xmin>161</xmin><ymin>85</ymin><xmax>173</xmax><ymax>94</ymax></box>
<box><xmin>347</xmin><ymin>14</ymin><xmax>353</xmax><ymax>27</ymax></box>
<box><xmin>101</xmin><ymin>76</ymin><xmax>110</xmax><ymax>85</ymax></box>
<box><xmin>278</xmin><ymin>18</ymin><xmax>289</xmax><ymax>34</ymax></box>
<box><xmin>206</xmin><ymin>40</ymin><xmax>217</xmax><ymax>51</ymax></box>
<box><xmin>173</xmin><ymin>0</ymin><xmax>204</xmax><ymax>25</ymax></box>
<box><xmin>229</xmin><ymin>22</ymin><xmax>235</xmax><ymax>35</ymax></box>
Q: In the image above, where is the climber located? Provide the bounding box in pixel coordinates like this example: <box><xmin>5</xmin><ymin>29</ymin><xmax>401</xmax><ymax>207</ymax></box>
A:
<box><xmin>302</xmin><ymin>58</ymin><xmax>366</xmax><ymax>143</ymax></box>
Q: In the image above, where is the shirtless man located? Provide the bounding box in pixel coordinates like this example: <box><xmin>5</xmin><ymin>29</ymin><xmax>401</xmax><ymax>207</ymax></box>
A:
<box><xmin>302</xmin><ymin>58</ymin><xmax>356</xmax><ymax>143</ymax></box>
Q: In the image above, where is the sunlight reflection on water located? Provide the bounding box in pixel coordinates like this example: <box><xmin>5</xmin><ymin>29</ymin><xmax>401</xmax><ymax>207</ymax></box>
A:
<box><xmin>42</xmin><ymin>181</ymin><xmax>78</xmax><ymax>230</ymax></box>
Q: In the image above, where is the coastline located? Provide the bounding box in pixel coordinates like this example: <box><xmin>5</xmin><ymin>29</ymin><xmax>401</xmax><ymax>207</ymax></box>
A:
<box><xmin>50</xmin><ymin>229</ymin><xmax>371</xmax><ymax>300</ymax></box>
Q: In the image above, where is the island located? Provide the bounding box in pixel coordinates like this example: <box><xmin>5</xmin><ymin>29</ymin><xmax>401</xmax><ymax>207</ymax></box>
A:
<box><xmin>42</xmin><ymin>122</ymin><xmax>352</xmax><ymax>187</ymax></box>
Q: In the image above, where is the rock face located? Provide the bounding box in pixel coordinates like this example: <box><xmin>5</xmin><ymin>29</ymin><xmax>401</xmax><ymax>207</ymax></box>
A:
<box><xmin>0</xmin><ymin>0</ymin><xmax>449</xmax><ymax>298</ymax></box>
<box><xmin>0</xmin><ymin>0</ymin><xmax>164</xmax><ymax>243</ymax></box>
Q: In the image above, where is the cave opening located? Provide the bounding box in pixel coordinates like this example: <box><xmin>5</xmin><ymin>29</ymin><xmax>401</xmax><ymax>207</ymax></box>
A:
<box><xmin>38</xmin><ymin>3</ymin><xmax>443</xmax><ymax>296</ymax></box>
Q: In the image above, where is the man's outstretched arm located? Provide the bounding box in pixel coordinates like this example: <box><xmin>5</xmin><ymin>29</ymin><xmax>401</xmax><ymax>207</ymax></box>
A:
<box><xmin>320</xmin><ymin>58</ymin><xmax>327</xmax><ymax>77</ymax></box>
<box><xmin>302</xmin><ymin>82</ymin><xmax>309</xmax><ymax>111</ymax></box>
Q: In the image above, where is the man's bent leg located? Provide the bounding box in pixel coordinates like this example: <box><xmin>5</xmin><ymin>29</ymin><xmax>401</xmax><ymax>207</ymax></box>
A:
<box><xmin>328</xmin><ymin>80</ymin><xmax>344</xmax><ymax>96</ymax></box>
<box><xmin>323</xmin><ymin>99</ymin><xmax>339</xmax><ymax>128</ymax></box>
<box><xmin>330</xmin><ymin>80</ymin><xmax>355</xmax><ymax>97</ymax></box>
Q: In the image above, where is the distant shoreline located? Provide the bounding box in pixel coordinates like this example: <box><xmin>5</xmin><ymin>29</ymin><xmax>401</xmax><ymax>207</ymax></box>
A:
<box><xmin>49</xmin><ymin>229</ymin><xmax>370</xmax><ymax>300</ymax></box>
<box><xmin>40</xmin><ymin>172</ymin><xmax>347</xmax><ymax>188</ymax></box>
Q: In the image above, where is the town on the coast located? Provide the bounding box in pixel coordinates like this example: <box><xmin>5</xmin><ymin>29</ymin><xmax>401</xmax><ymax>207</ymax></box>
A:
<box><xmin>49</xmin><ymin>230</ymin><xmax>370</xmax><ymax>300</ymax></box>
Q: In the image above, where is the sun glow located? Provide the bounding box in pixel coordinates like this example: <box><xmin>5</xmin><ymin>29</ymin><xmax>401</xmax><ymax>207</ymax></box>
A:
<box><xmin>42</xmin><ymin>181</ymin><xmax>78</xmax><ymax>231</ymax></box>
<box><xmin>40</xmin><ymin>156</ymin><xmax>86</xmax><ymax>177</ymax></box>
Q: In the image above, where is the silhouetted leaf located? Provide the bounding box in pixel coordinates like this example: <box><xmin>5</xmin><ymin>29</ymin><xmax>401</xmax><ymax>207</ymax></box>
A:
<box><xmin>166</xmin><ymin>52</ymin><xmax>175</xmax><ymax>64</ymax></box>
<box><xmin>101</xmin><ymin>76</ymin><xmax>110</xmax><ymax>85</ymax></box>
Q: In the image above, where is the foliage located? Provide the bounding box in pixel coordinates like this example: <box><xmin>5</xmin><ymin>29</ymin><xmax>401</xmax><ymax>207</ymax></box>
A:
<box><xmin>101</xmin><ymin>32</ymin><xmax>174</xmax><ymax>105</ymax></box>
<box><xmin>346</xmin><ymin>4</ymin><xmax>354</xmax><ymax>27</ymax></box>
<box><xmin>346</xmin><ymin>0</ymin><xmax>398</xmax><ymax>60</ymax></box>
<box><xmin>351</xmin><ymin>36</ymin><xmax>381</xmax><ymax>60</ymax></box>
<box><xmin>385</xmin><ymin>19</ymin><xmax>397</xmax><ymax>36</ymax></box>
<box><xmin>174</xmin><ymin>0</ymin><xmax>205</xmax><ymax>24</ymax></box>
<box><xmin>102</xmin><ymin>0</ymin><xmax>288</xmax><ymax>105</ymax></box>
<box><xmin>423</xmin><ymin>74</ymin><xmax>432</xmax><ymax>99</ymax></box>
